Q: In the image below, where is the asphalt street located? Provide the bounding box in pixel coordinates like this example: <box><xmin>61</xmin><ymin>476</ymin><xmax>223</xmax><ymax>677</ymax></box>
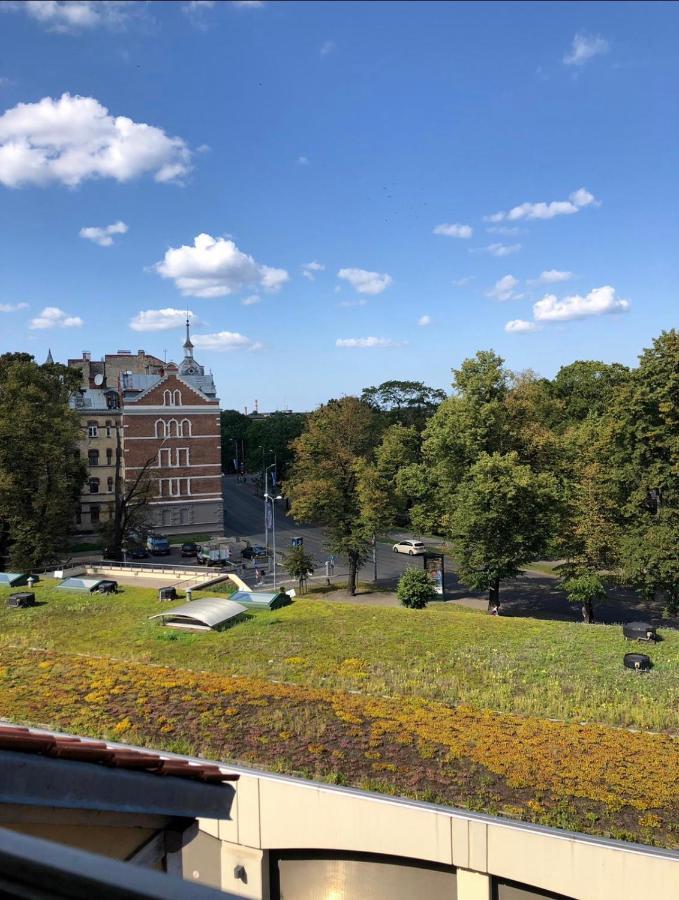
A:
<box><xmin>221</xmin><ymin>474</ymin><xmax>422</xmax><ymax>588</ymax></box>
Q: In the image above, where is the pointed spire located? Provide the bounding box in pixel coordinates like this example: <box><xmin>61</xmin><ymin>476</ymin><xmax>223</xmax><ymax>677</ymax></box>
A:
<box><xmin>183</xmin><ymin>315</ymin><xmax>194</xmax><ymax>357</ymax></box>
<box><xmin>45</xmin><ymin>348</ymin><xmax>54</xmax><ymax>365</ymax></box>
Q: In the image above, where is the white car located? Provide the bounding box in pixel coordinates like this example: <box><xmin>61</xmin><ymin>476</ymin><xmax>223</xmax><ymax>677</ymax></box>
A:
<box><xmin>392</xmin><ymin>539</ymin><xmax>426</xmax><ymax>556</ymax></box>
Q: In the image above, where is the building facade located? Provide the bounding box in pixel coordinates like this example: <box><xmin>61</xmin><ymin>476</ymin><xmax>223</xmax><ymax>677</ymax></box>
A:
<box><xmin>68</xmin><ymin>328</ymin><xmax>223</xmax><ymax>537</ymax></box>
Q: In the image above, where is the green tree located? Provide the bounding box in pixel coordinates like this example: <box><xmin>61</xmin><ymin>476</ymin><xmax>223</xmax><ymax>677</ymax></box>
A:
<box><xmin>448</xmin><ymin>452</ymin><xmax>559</xmax><ymax>608</ymax></box>
<box><xmin>220</xmin><ymin>409</ymin><xmax>250</xmax><ymax>472</ymax></box>
<box><xmin>282</xmin><ymin>545</ymin><xmax>315</xmax><ymax>595</ymax></box>
<box><xmin>361</xmin><ymin>380</ymin><xmax>446</xmax><ymax>428</ymax></box>
<box><xmin>245</xmin><ymin>412</ymin><xmax>307</xmax><ymax>480</ymax></box>
<box><xmin>396</xmin><ymin>567</ymin><xmax>437</xmax><ymax>609</ymax></box>
<box><xmin>550</xmin><ymin>360</ymin><xmax>630</xmax><ymax>427</ymax></box>
<box><xmin>0</xmin><ymin>353</ymin><xmax>85</xmax><ymax>569</ymax></box>
<box><xmin>620</xmin><ymin>513</ymin><xmax>678</xmax><ymax>616</ymax></box>
<box><xmin>560</xmin><ymin>572</ymin><xmax>607</xmax><ymax>624</ymax></box>
<box><xmin>285</xmin><ymin>397</ymin><xmax>379</xmax><ymax>595</ymax></box>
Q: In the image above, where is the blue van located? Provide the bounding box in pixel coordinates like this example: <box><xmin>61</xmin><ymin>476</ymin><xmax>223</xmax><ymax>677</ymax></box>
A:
<box><xmin>146</xmin><ymin>533</ymin><xmax>171</xmax><ymax>556</ymax></box>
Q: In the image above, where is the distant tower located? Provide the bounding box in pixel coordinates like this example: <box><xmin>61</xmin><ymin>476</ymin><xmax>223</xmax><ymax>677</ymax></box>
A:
<box><xmin>45</xmin><ymin>348</ymin><xmax>54</xmax><ymax>365</ymax></box>
<box><xmin>183</xmin><ymin>316</ymin><xmax>194</xmax><ymax>360</ymax></box>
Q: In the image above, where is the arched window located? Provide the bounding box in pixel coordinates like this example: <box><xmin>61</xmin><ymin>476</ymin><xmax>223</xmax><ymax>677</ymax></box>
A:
<box><xmin>168</xmin><ymin>419</ymin><xmax>179</xmax><ymax>437</ymax></box>
<box><xmin>180</xmin><ymin>418</ymin><xmax>191</xmax><ymax>437</ymax></box>
<box><xmin>155</xmin><ymin>419</ymin><xmax>166</xmax><ymax>438</ymax></box>
<box><xmin>163</xmin><ymin>390</ymin><xmax>172</xmax><ymax>406</ymax></box>
<box><xmin>173</xmin><ymin>390</ymin><xmax>182</xmax><ymax>406</ymax></box>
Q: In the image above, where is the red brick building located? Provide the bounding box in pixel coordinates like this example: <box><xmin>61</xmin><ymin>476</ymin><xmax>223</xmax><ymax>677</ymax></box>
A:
<box><xmin>120</xmin><ymin>324</ymin><xmax>223</xmax><ymax>534</ymax></box>
<box><xmin>69</xmin><ymin>324</ymin><xmax>223</xmax><ymax>536</ymax></box>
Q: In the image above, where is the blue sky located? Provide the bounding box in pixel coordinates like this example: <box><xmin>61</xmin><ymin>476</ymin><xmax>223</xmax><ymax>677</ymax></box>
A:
<box><xmin>0</xmin><ymin>1</ymin><xmax>676</xmax><ymax>411</ymax></box>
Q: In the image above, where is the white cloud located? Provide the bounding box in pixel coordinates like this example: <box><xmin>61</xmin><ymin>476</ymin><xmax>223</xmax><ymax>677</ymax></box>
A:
<box><xmin>564</xmin><ymin>33</ymin><xmax>609</xmax><ymax>67</ymax></box>
<box><xmin>241</xmin><ymin>294</ymin><xmax>261</xmax><ymax>306</ymax></box>
<box><xmin>452</xmin><ymin>276</ymin><xmax>474</xmax><ymax>287</ymax></box>
<box><xmin>154</xmin><ymin>233</ymin><xmax>289</xmax><ymax>299</ymax></box>
<box><xmin>505</xmin><ymin>319</ymin><xmax>540</xmax><ymax>334</ymax></box>
<box><xmin>184</xmin><ymin>0</ymin><xmax>215</xmax><ymax>9</ymax></box>
<box><xmin>1</xmin><ymin>1</ymin><xmax>134</xmax><ymax>32</ymax></box>
<box><xmin>129</xmin><ymin>308</ymin><xmax>198</xmax><ymax>332</ymax></box>
<box><xmin>486</xmin><ymin>225</ymin><xmax>521</xmax><ymax>236</ymax></box>
<box><xmin>487</xmin><ymin>274</ymin><xmax>522</xmax><ymax>302</ymax></box>
<box><xmin>79</xmin><ymin>220</ymin><xmax>128</xmax><ymax>247</ymax></box>
<box><xmin>417</xmin><ymin>315</ymin><xmax>431</xmax><ymax>327</ymax></box>
<box><xmin>30</xmin><ymin>306</ymin><xmax>82</xmax><ymax>329</ymax></box>
<box><xmin>232</xmin><ymin>0</ymin><xmax>264</xmax><ymax>6</ymax></box>
<box><xmin>0</xmin><ymin>93</ymin><xmax>191</xmax><ymax>188</ymax></box>
<box><xmin>302</xmin><ymin>260</ymin><xmax>324</xmax><ymax>281</ymax></box>
<box><xmin>337</xmin><ymin>267</ymin><xmax>392</xmax><ymax>295</ymax></box>
<box><xmin>433</xmin><ymin>223</ymin><xmax>473</xmax><ymax>239</ymax></box>
<box><xmin>529</xmin><ymin>269</ymin><xmax>574</xmax><ymax>285</ymax></box>
<box><xmin>485</xmin><ymin>242</ymin><xmax>521</xmax><ymax>257</ymax></box>
<box><xmin>320</xmin><ymin>40</ymin><xmax>335</xmax><ymax>56</ymax></box>
<box><xmin>297</xmin><ymin>155</ymin><xmax>309</xmax><ymax>166</ymax></box>
<box><xmin>338</xmin><ymin>299</ymin><xmax>367</xmax><ymax>308</ymax></box>
<box><xmin>0</xmin><ymin>302</ymin><xmax>28</xmax><ymax>312</ymax></box>
<box><xmin>533</xmin><ymin>285</ymin><xmax>630</xmax><ymax>322</ymax></box>
<box><xmin>192</xmin><ymin>331</ymin><xmax>261</xmax><ymax>351</ymax></box>
<box><xmin>485</xmin><ymin>187</ymin><xmax>598</xmax><ymax>223</ymax></box>
<box><xmin>336</xmin><ymin>336</ymin><xmax>404</xmax><ymax>349</ymax></box>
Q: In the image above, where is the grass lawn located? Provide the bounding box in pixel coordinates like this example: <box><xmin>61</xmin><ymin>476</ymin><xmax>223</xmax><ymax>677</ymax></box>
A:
<box><xmin>0</xmin><ymin>581</ymin><xmax>677</xmax><ymax>848</ymax></box>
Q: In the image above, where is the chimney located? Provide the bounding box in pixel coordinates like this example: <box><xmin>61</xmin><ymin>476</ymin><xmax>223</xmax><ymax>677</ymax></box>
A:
<box><xmin>82</xmin><ymin>351</ymin><xmax>91</xmax><ymax>361</ymax></box>
<box><xmin>138</xmin><ymin>349</ymin><xmax>145</xmax><ymax>356</ymax></box>
<box><xmin>254</xmin><ymin>398</ymin><xmax>259</xmax><ymax>413</ymax></box>
<box><xmin>244</xmin><ymin>406</ymin><xmax>248</xmax><ymax>415</ymax></box>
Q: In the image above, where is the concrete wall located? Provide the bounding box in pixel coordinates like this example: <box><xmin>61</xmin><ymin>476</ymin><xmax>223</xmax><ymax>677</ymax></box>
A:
<box><xmin>194</xmin><ymin>770</ymin><xmax>679</xmax><ymax>900</ymax></box>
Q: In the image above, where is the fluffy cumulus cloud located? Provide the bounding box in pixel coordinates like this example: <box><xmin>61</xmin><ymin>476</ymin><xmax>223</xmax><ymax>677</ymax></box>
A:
<box><xmin>129</xmin><ymin>308</ymin><xmax>197</xmax><ymax>333</ymax></box>
<box><xmin>154</xmin><ymin>233</ymin><xmax>289</xmax><ymax>298</ymax></box>
<box><xmin>485</xmin><ymin>188</ymin><xmax>598</xmax><ymax>223</ymax></box>
<box><xmin>533</xmin><ymin>285</ymin><xmax>630</xmax><ymax>322</ymax></box>
<box><xmin>417</xmin><ymin>315</ymin><xmax>431</xmax><ymax>327</ymax></box>
<box><xmin>0</xmin><ymin>302</ymin><xmax>28</xmax><ymax>312</ymax></box>
<box><xmin>241</xmin><ymin>294</ymin><xmax>261</xmax><ymax>306</ymax></box>
<box><xmin>337</xmin><ymin>267</ymin><xmax>392</xmax><ymax>295</ymax></box>
<box><xmin>1</xmin><ymin>1</ymin><xmax>134</xmax><ymax>32</ymax></box>
<box><xmin>433</xmin><ymin>223</ymin><xmax>473</xmax><ymax>239</ymax></box>
<box><xmin>301</xmin><ymin>260</ymin><xmax>324</xmax><ymax>281</ymax></box>
<box><xmin>486</xmin><ymin>274</ymin><xmax>522</xmax><ymax>302</ymax></box>
<box><xmin>336</xmin><ymin>336</ymin><xmax>404</xmax><ymax>349</ymax></box>
<box><xmin>505</xmin><ymin>319</ymin><xmax>540</xmax><ymax>334</ymax></box>
<box><xmin>564</xmin><ymin>33</ymin><xmax>609</xmax><ymax>66</ymax></box>
<box><xmin>30</xmin><ymin>306</ymin><xmax>82</xmax><ymax>329</ymax></box>
<box><xmin>0</xmin><ymin>93</ymin><xmax>191</xmax><ymax>188</ymax></box>
<box><xmin>79</xmin><ymin>220</ymin><xmax>128</xmax><ymax>247</ymax></box>
<box><xmin>192</xmin><ymin>331</ymin><xmax>261</xmax><ymax>351</ymax></box>
<box><xmin>530</xmin><ymin>269</ymin><xmax>574</xmax><ymax>285</ymax></box>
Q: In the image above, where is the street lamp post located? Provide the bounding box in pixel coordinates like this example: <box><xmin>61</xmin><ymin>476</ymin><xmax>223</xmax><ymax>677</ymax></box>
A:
<box><xmin>265</xmin><ymin>492</ymin><xmax>283</xmax><ymax>589</ymax></box>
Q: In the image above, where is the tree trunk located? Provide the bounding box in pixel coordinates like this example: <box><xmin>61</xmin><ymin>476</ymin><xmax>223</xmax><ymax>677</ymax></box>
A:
<box><xmin>348</xmin><ymin>551</ymin><xmax>359</xmax><ymax>596</ymax></box>
<box><xmin>487</xmin><ymin>577</ymin><xmax>500</xmax><ymax>612</ymax></box>
<box><xmin>582</xmin><ymin>599</ymin><xmax>594</xmax><ymax>623</ymax></box>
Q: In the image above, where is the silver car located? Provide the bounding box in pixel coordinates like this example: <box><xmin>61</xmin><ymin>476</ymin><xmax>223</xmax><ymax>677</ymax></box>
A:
<box><xmin>392</xmin><ymin>539</ymin><xmax>426</xmax><ymax>556</ymax></box>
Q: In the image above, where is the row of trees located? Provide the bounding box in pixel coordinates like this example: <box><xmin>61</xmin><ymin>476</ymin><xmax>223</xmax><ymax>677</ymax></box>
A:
<box><xmin>284</xmin><ymin>332</ymin><xmax>678</xmax><ymax>615</ymax></box>
<box><xmin>220</xmin><ymin>409</ymin><xmax>308</xmax><ymax>480</ymax></box>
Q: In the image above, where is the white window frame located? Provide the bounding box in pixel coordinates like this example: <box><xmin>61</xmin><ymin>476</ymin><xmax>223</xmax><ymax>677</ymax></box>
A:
<box><xmin>158</xmin><ymin>448</ymin><xmax>171</xmax><ymax>468</ymax></box>
<box><xmin>88</xmin><ymin>425</ymin><xmax>98</xmax><ymax>438</ymax></box>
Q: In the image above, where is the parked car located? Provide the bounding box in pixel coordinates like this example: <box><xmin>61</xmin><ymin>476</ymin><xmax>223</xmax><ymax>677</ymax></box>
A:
<box><xmin>181</xmin><ymin>542</ymin><xmax>198</xmax><ymax>557</ymax></box>
<box><xmin>392</xmin><ymin>540</ymin><xmax>426</xmax><ymax>556</ymax></box>
<box><xmin>242</xmin><ymin>545</ymin><xmax>268</xmax><ymax>560</ymax></box>
<box><xmin>127</xmin><ymin>546</ymin><xmax>149</xmax><ymax>560</ymax></box>
<box><xmin>146</xmin><ymin>534</ymin><xmax>171</xmax><ymax>556</ymax></box>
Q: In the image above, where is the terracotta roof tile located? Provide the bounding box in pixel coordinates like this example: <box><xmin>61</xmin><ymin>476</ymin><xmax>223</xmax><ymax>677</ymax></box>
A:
<box><xmin>0</xmin><ymin>725</ymin><xmax>238</xmax><ymax>785</ymax></box>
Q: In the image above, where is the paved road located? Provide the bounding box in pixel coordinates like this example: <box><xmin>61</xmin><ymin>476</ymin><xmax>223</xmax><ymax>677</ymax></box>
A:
<box><xmin>222</xmin><ymin>474</ymin><xmax>420</xmax><ymax>587</ymax></box>
<box><xmin>221</xmin><ymin>475</ymin><xmax>678</xmax><ymax>628</ymax></box>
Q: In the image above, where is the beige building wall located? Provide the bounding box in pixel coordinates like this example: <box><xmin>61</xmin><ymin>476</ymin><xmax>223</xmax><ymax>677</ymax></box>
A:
<box><xmin>189</xmin><ymin>770</ymin><xmax>679</xmax><ymax>900</ymax></box>
<box><xmin>75</xmin><ymin>413</ymin><xmax>120</xmax><ymax>534</ymax></box>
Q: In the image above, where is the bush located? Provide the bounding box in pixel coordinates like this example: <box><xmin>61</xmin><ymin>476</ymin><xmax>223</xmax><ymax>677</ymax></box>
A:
<box><xmin>396</xmin><ymin>568</ymin><xmax>437</xmax><ymax>609</ymax></box>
